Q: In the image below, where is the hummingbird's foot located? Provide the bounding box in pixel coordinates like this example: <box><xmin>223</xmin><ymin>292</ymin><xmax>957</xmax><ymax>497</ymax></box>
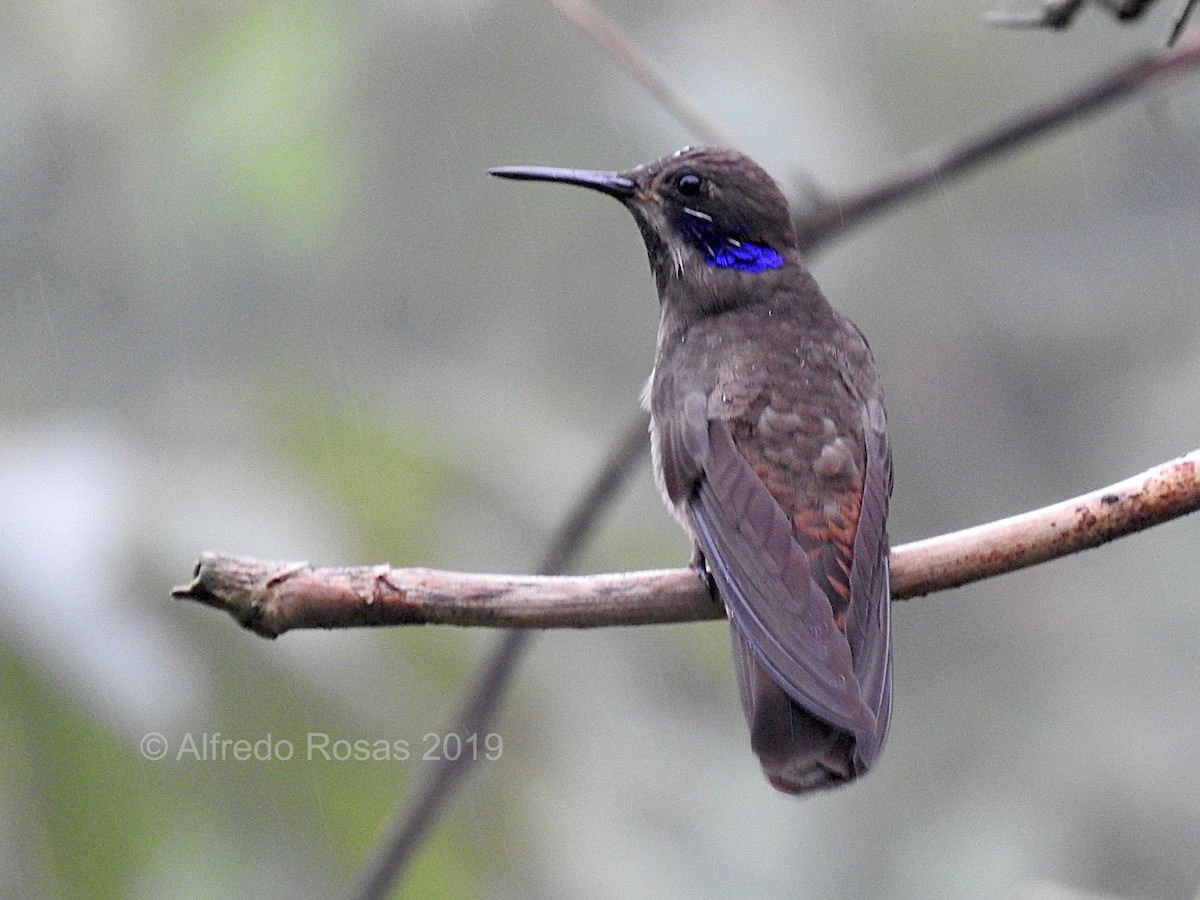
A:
<box><xmin>688</xmin><ymin>547</ymin><xmax>720</xmax><ymax>603</ymax></box>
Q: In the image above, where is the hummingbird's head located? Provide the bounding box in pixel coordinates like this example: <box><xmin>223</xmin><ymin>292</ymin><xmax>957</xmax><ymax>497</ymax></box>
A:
<box><xmin>491</xmin><ymin>147</ymin><xmax>801</xmax><ymax>319</ymax></box>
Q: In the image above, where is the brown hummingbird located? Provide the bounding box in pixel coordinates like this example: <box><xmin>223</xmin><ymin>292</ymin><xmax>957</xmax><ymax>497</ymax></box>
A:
<box><xmin>491</xmin><ymin>147</ymin><xmax>892</xmax><ymax>794</ymax></box>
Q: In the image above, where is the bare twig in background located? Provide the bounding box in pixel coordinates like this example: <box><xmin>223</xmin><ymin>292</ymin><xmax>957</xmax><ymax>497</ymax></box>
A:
<box><xmin>340</xmin><ymin>417</ymin><xmax>648</xmax><ymax>900</ymax></box>
<box><xmin>1169</xmin><ymin>0</ymin><xmax>1200</xmax><ymax>44</ymax></box>
<box><xmin>347</xmin><ymin>633</ymin><xmax>530</xmax><ymax>900</ymax></box>
<box><xmin>551</xmin><ymin>0</ymin><xmax>830</xmax><ymax>205</ymax></box>
<box><xmin>550</xmin><ymin>0</ymin><xmax>742</xmax><ymax>150</ymax></box>
<box><xmin>986</xmin><ymin>0</ymin><xmax>1197</xmax><ymax>46</ymax></box>
<box><xmin>986</xmin><ymin>0</ymin><xmax>1156</xmax><ymax>30</ymax></box>
<box><xmin>794</xmin><ymin>30</ymin><xmax>1200</xmax><ymax>250</ymax></box>
<box><xmin>548</xmin><ymin>2</ymin><xmax>1200</xmax><ymax>252</ymax></box>
<box><xmin>175</xmin><ymin>449</ymin><xmax>1200</xmax><ymax>633</ymax></box>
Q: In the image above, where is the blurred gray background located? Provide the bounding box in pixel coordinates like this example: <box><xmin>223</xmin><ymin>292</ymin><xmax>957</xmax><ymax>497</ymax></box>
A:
<box><xmin>2</xmin><ymin>1</ymin><xmax>1199</xmax><ymax>897</ymax></box>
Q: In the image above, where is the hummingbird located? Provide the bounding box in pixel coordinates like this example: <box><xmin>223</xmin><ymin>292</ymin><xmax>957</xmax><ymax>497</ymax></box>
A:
<box><xmin>491</xmin><ymin>148</ymin><xmax>892</xmax><ymax>794</ymax></box>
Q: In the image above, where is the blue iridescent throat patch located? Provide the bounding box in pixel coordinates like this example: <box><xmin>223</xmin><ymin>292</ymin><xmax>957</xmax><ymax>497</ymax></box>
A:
<box><xmin>709</xmin><ymin>240</ymin><xmax>783</xmax><ymax>273</ymax></box>
<box><xmin>677</xmin><ymin>212</ymin><xmax>783</xmax><ymax>274</ymax></box>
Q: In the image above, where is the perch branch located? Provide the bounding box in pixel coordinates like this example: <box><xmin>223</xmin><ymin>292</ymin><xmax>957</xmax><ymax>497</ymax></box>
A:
<box><xmin>174</xmin><ymin>449</ymin><xmax>1200</xmax><ymax>636</ymax></box>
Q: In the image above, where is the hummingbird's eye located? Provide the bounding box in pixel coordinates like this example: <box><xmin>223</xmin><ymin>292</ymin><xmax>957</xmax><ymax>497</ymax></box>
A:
<box><xmin>674</xmin><ymin>172</ymin><xmax>703</xmax><ymax>196</ymax></box>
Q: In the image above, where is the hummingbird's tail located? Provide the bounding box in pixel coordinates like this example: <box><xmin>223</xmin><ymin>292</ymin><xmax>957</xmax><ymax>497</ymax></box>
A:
<box><xmin>729</xmin><ymin>629</ymin><xmax>857</xmax><ymax>794</ymax></box>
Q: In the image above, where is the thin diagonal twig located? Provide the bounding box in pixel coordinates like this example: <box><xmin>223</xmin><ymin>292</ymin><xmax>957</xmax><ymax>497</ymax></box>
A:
<box><xmin>343</xmin><ymin>416</ymin><xmax>648</xmax><ymax>900</ymax></box>
<box><xmin>1169</xmin><ymin>0</ymin><xmax>1200</xmax><ymax>44</ymax></box>
<box><xmin>550</xmin><ymin>0</ymin><xmax>741</xmax><ymax>150</ymax></box>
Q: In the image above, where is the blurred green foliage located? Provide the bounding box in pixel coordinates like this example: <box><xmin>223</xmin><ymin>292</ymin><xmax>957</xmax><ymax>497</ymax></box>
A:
<box><xmin>264</xmin><ymin>384</ymin><xmax>459</xmax><ymax>563</ymax></box>
<box><xmin>172</xmin><ymin>0</ymin><xmax>352</xmax><ymax>234</ymax></box>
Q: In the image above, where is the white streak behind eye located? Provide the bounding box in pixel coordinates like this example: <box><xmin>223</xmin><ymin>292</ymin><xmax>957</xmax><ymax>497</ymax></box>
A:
<box><xmin>682</xmin><ymin>207</ymin><xmax>712</xmax><ymax>222</ymax></box>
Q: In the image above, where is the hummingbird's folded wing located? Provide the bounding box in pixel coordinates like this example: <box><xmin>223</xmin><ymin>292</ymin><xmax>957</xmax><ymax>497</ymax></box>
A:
<box><xmin>840</xmin><ymin>397</ymin><xmax>893</xmax><ymax>766</ymax></box>
<box><xmin>688</xmin><ymin>416</ymin><xmax>878</xmax><ymax>738</ymax></box>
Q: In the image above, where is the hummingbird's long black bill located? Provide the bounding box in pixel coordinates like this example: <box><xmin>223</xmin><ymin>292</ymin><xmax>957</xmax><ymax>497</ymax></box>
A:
<box><xmin>489</xmin><ymin>166</ymin><xmax>636</xmax><ymax>199</ymax></box>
